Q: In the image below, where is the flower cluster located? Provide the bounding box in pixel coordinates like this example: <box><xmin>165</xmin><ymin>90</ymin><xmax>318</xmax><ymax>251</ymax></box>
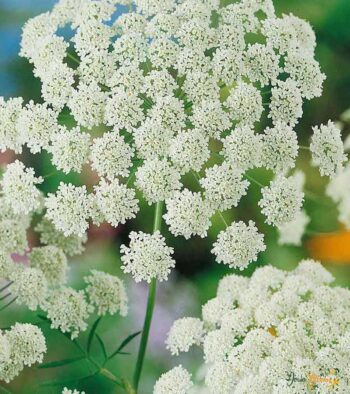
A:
<box><xmin>0</xmin><ymin>323</ymin><xmax>46</xmax><ymax>383</ymax></box>
<box><xmin>157</xmin><ymin>260</ymin><xmax>350</xmax><ymax>393</ymax></box>
<box><xmin>0</xmin><ymin>0</ymin><xmax>348</xmax><ymax>387</ymax></box>
<box><xmin>0</xmin><ymin>0</ymin><xmax>344</xmax><ymax>285</ymax></box>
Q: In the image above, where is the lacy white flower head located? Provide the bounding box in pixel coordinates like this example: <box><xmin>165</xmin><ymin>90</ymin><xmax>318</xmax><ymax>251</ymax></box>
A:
<box><xmin>211</xmin><ymin>221</ymin><xmax>266</xmax><ymax>270</ymax></box>
<box><xmin>0</xmin><ymin>160</ymin><xmax>43</xmax><ymax>214</ymax></box>
<box><xmin>120</xmin><ymin>231</ymin><xmax>175</xmax><ymax>282</ymax></box>
<box><xmin>160</xmin><ymin>259</ymin><xmax>350</xmax><ymax>393</ymax></box>
<box><xmin>41</xmin><ymin>287</ymin><xmax>93</xmax><ymax>339</ymax></box>
<box><xmin>154</xmin><ymin>365</ymin><xmax>193</xmax><ymax>394</ymax></box>
<box><xmin>10</xmin><ymin>267</ymin><xmax>48</xmax><ymax>311</ymax></box>
<box><xmin>0</xmin><ymin>323</ymin><xmax>46</xmax><ymax>383</ymax></box>
<box><xmin>310</xmin><ymin>120</ymin><xmax>347</xmax><ymax>177</ymax></box>
<box><xmin>29</xmin><ymin>245</ymin><xmax>68</xmax><ymax>285</ymax></box>
<box><xmin>84</xmin><ymin>270</ymin><xmax>128</xmax><ymax>316</ymax></box>
<box><xmin>0</xmin><ymin>0</ymin><xmax>343</xmax><ymax>283</ymax></box>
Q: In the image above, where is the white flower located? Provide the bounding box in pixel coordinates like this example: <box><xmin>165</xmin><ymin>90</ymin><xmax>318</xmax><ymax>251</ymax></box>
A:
<box><xmin>1</xmin><ymin>160</ymin><xmax>43</xmax><ymax>214</ymax></box>
<box><xmin>149</xmin><ymin>38</ymin><xmax>179</xmax><ymax>69</ymax></box>
<box><xmin>143</xmin><ymin>70</ymin><xmax>177</xmax><ymax>98</ymax></box>
<box><xmin>164</xmin><ymin>189</ymin><xmax>213</xmax><ymax>239</ymax></box>
<box><xmin>72</xmin><ymin>20</ymin><xmax>113</xmax><ymax>57</ymax></box>
<box><xmin>20</xmin><ymin>12</ymin><xmax>57</xmax><ymax>60</ymax></box>
<box><xmin>261</xmin><ymin>122</ymin><xmax>298</xmax><ymax>173</ymax></box>
<box><xmin>176</xmin><ymin>48</ymin><xmax>210</xmax><ymax>76</ymax></box>
<box><xmin>16</xmin><ymin>101</ymin><xmax>59</xmax><ymax>153</ymax></box>
<box><xmin>169</xmin><ymin>129</ymin><xmax>210</xmax><ymax>174</ymax></box>
<box><xmin>222</xmin><ymin>125</ymin><xmax>263</xmax><ymax>171</ymax></box>
<box><xmin>205</xmin><ymin>361</ymin><xmax>236</xmax><ymax>394</ymax></box>
<box><xmin>121</xmin><ymin>231</ymin><xmax>175</xmax><ymax>283</ymax></box>
<box><xmin>224</xmin><ymin>82</ymin><xmax>263</xmax><ymax>125</ymax></box>
<box><xmin>68</xmin><ymin>82</ymin><xmax>106</xmax><ymax>129</ymax></box>
<box><xmin>269</xmin><ymin>79</ymin><xmax>303</xmax><ymax>127</ymax></box>
<box><xmin>106</xmin><ymin>65</ymin><xmax>145</xmax><ymax>92</ymax></box>
<box><xmin>5</xmin><ymin>323</ymin><xmax>46</xmax><ymax>367</ymax></box>
<box><xmin>166</xmin><ymin>317</ymin><xmax>205</xmax><ymax>355</ymax></box>
<box><xmin>203</xmin><ymin>329</ymin><xmax>235</xmax><ymax>363</ymax></box>
<box><xmin>62</xmin><ymin>388</ymin><xmax>85</xmax><ymax>394</ymax></box>
<box><xmin>0</xmin><ymin>219</ymin><xmax>28</xmax><ymax>254</ymax></box>
<box><xmin>178</xmin><ymin>19</ymin><xmax>215</xmax><ymax>51</ymax></box>
<box><xmin>284</xmin><ymin>52</ymin><xmax>326</xmax><ymax>99</ymax></box>
<box><xmin>135</xmin><ymin>159</ymin><xmax>182</xmax><ymax>204</ymax></box>
<box><xmin>42</xmin><ymin>287</ymin><xmax>93</xmax><ymax>339</ymax></box>
<box><xmin>45</xmin><ymin>183</ymin><xmax>93</xmax><ymax>237</ymax></box>
<box><xmin>212</xmin><ymin>221</ymin><xmax>265</xmax><ymax>270</ymax></box>
<box><xmin>134</xmin><ymin>117</ymin><xmax>174</xmax><ymax>159</ymax></box>
<box><xmin>146</xmin><ymin>13</ymin><xmax>180</xmax><ymax>38</ymax></box>
<box><xmin>0</xmin><ymin>252</ymin><xmax>15</xmax><ymax>279</ymax></box>
<box><xmin>200</xmin><ymin>163</ymin><xmax>249</xmax><ymax>211</ymax></box>
<box><xmin>105</xmin><ymin>88</ymin><xmax>145</xmax><ymax>131</ymax></box>
<box><xmin>310</xmin><ymin>120</ymin><xmax>347</xmax><ymax>177</ymax></box>
<box><xmin>115</xmin><ymin>12</ymin><xmax>147</xmax><ymax>35</ymax></box>
<box><xmin>113</xmin><ymin>32</ymin><xmax>147</xmax><ymax>65</ymax></box>
<box><xmin>48</xmin><ymin>126</ymin><xmax>90</xmax><ymax>174</ymax></box>
<box><xmin>212</xmin><ymin>48</ymin><xmax>243</xmax><ymax>85</ymax></box>
<box><xmin>183</xmin><ymin>71</ymin><xmax>219</xmax><ymax>104</ymax></box>
<box><xmin>258</xmin><ymin>176</ymin><xmax>304</xmax><ymax>226</ymax></box>
<box><xmin>262</xmin><ymin>14</ymin><xmax>316</xmax><ymax>55</ymax></box>
<box><xmin>90</xmin><ymin>132</ymin><xmax>134</xmax><ymax>179</ymax></box>
<box><xmin>154</xmin><ymin>365</ymin><xmax>193</xmax><ymax>394</ymax></box>
<box><xmin>10</xmin><ymin>267</ymin><xmax>48</xmax><ymax>311</ymax></box>
<box><xmin>84</xmin><ymin>270</ymin><xmax>128</xmax><ymax>316</ymax></box>
<box><xmin>217</xmin><ymin>274</ymin><xmax>249</xmax><ymax>305</ymax></box>
<box><xmin>202</xmin><ymin>297</ymin><xmax>233</xmax><ymax>328</ymax></box>
<box><xmin>161</xmin><ymin>260</ymin><xmax>350</xmax><ymax>391</ymax></box>
<box><xmin>0</xmin><ymin>332</ymin><xmax>10</xmax><ymax>364</ymax></box>
<box><xmin>40</xmin><ymin>62</ymin><xmax>74</xmax><ymax>110</ymax></box>
<box><xmin>94</xmin><ymin>179</ymin><xmax>139</xmax><ymax>227</ymax></box>
<box><xmin>277</xmin><ymin>210</ymin><xmax>309</xmax><ymax>246</ymax></box>
<box><xmin>29</xmin><ymin>245</ymin><xmax>68</xmax><ymax>285</ymax></box>
<box><xmin>244</xmin><ymin>43</ymin><xmax>281</xmax><ymax>86</ymax></box>
<box><xmin>149</xmin><ymin>96</ymin><xmax>186</xmax><ymax>134</ymax></box>
<box><xmin>34</xmin><ymin>216</ymin><xmax>87</xmax><ymax>257</ymax></box>
<box><xmin>191</xmin><ymin>100</ymin><xmax>231</xmax><ymax>139</ymax></box>
<box><xmin>0</xmin><ymin>97</ymin><xmax>23</xmax><ymax>153</ymax></box>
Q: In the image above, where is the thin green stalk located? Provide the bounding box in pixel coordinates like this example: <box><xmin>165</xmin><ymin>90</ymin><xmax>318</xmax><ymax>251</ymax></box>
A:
<box><xmin>133</xmin><ymin>201</ymin><xmax>163</xmax><ymax>392</ymax></box>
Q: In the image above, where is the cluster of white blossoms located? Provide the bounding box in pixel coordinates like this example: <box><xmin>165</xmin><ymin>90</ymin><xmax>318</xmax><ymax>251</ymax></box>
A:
<box><xmin>0</xmin><ymin>323</ymin><xmax>46</xmax><ymax>383</ymax></box>
<box><xmin>0</xmin><ymin>0</ymin><xmax>346</xmax><ymax>283</ymax></box>
<box><xmin>0</xmin><ymin>248</ymin><xmax>128</xmax><ymax>349</ymax></box>
<box><xmin>0</xmin><ymin>0</ymin><xmax>349</xmax><ymax>387</ymax></box>
<box><xmin>156</xmin><ymin>260</ymin><xmax>350</xmax><ymax>393</ymax></box>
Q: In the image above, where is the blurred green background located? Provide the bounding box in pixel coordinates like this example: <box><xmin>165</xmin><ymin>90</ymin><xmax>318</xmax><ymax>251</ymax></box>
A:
<box><xmin>0</xmin><ymin>0</ymin><xmax>350</xmax><ymax>393</ymax></box>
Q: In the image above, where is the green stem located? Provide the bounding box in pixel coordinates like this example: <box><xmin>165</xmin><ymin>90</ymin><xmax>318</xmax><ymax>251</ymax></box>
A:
<box><xmin>132</xmin><ymin>201</ymin><xmax>163</xmax><ymax>392</ymax></box>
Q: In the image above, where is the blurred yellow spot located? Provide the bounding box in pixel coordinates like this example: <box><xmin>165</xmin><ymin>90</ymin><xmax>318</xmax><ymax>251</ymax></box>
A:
<box><xmin>267</xmin><ymin>326</ymin><xmax>277</xmax><ymax>337</ymax></box>
<box><xmin>308</xmin><ymin>229</ymin><xmax>350</xmax><ymax>264</ymax></box>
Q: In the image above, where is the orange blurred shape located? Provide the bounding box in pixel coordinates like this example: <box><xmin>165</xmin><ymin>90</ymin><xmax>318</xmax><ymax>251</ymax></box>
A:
<box><xmin>308</xmin><ymin>228</ymin><xmax>350</xmax><ymax>264</ymax></box>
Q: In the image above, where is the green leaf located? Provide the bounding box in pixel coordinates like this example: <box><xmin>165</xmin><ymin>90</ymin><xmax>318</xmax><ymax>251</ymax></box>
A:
<box><xmin>38</xmin><ymin>356</ymin><xmax>85</xmax><ymax>369</ymax></box>
<box><xmin>87</xmin><ymin>317</ymin><xmax>102</xmax><ymax>355</ymax></box>
<box><xmin>40</xmin><ymin>373</ymin><xmax>95</xmax><ymax>387</ymax></box>
<box><xmin>108</xmin><ymin>331</ymin><xmax>141</xmax><ymax>360</ymax></box>
<box><xmin>95</xmin><ymin>334</ymin><xmax>107</xmax><ymax>361</ymax></box>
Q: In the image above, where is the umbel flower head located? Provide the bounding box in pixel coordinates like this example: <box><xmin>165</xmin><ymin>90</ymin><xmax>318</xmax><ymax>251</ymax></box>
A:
<box><xmin>159</xmin><ymin>259</ymin><xmax>350</xmax><ymax>393</ymax></box>
<box><xmin>0</xmin><ymin>0</ymin><xmax>344</xmax><ymax>281</ymax></box>
<box><xmin>0</xmin><ymin>323</ymin><xmax>46</xmax><ymax>383</ymax></box>
<box><xmin>84</xmin><ymin>270</ymin><xmax>128</xmax><ymax>316</ymax></box>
